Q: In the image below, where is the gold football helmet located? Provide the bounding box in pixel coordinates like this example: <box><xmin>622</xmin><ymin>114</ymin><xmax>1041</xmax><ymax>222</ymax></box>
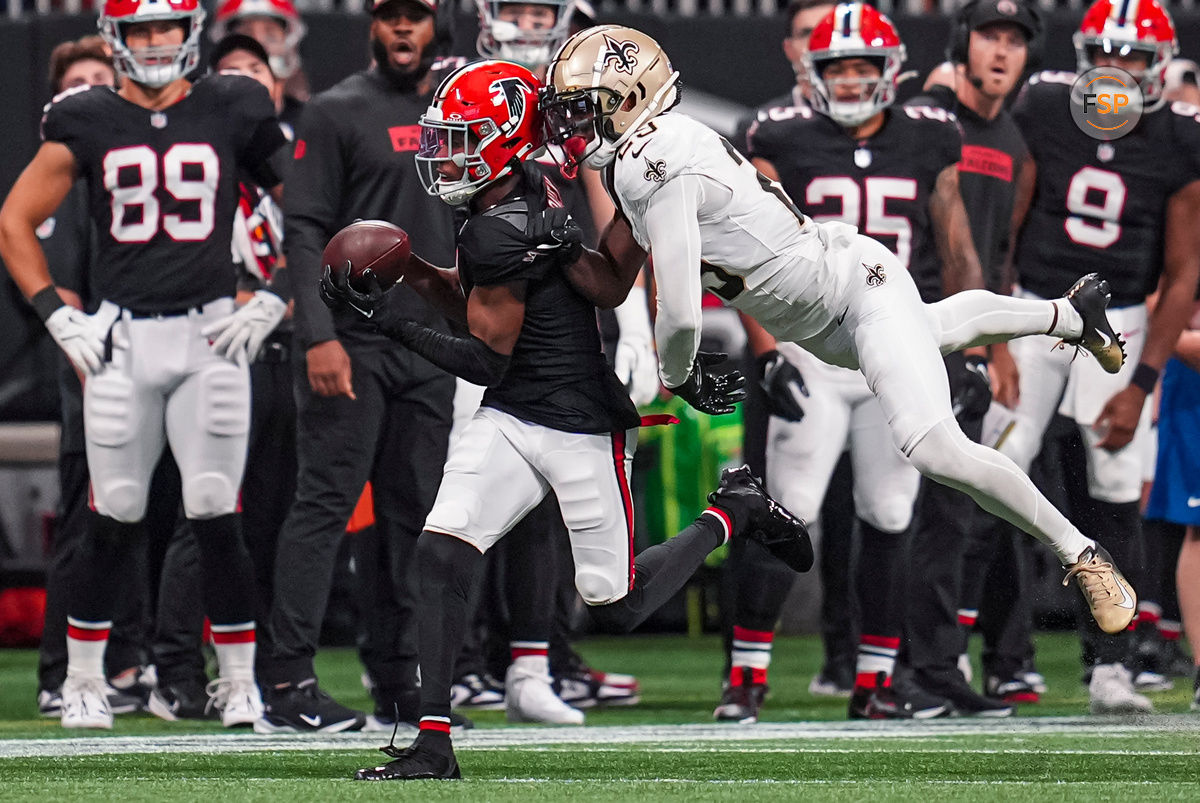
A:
<box><xmin>542</xmin><ymin>25</ymin><xmax>679</xmax><ymax>176</ymax></box>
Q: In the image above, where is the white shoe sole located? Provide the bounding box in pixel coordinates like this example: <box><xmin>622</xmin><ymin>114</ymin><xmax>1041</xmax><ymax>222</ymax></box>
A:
<box><xmin>146</xmin><ymin>692</ymin><xmax>180</xmax><ymax>722</ymax></box>
<box><xmin>252</xmin><ymin>716</ymin><xmax>363</xmax><ymax>735</ymax></box>
<box><xmin>62</xmin><ymin>716</ymin><xmax>113</xmax><ymax>730</ymax></box>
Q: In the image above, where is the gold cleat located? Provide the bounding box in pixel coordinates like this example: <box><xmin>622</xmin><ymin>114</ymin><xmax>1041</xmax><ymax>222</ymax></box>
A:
<box><xmin>1062</xmin><ymin>273</ymin><xmax>1126</xmax><ymax>374</ymax></box>
<box><xmin>1063</xmin><ymin>545</ymin><xmax>1137</xmax><ymax>634</ymax></box>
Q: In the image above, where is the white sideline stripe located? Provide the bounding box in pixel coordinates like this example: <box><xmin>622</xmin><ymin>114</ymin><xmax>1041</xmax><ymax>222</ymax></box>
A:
<box><xmin>1</xmin><ymin>717</ymin><xmax>1199</xmax><ymax>759</ymax></box>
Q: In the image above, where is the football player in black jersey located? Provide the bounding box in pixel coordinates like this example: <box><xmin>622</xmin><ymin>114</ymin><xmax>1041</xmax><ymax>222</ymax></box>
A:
<box><xmin>902</xmin><ymin>0</ymin><xmax>1042</xmax><ymax>712</ymax></box>
<box><xmin>719</xmin><ymin>1</ymin><xmax>1007</xmax><ymax>722</ymax></box>
<box><xmin>0</xmin><ymin>0</ymin><xmax>290</xmax><ymax>729</ymax></box>
<box><xmin>321</xmin><ymin>60</ymin><xmax>811</xmax><ymax>781</ymax></box>
<box><xmin>1000</xmin><ymin>0</ymin><xmax>1200</xmax><ymax>714</ymax></box>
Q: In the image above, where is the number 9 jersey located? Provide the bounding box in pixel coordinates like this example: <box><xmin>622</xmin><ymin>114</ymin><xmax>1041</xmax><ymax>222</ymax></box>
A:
<box><xmin>1012</xmin><ymin>70</ymin><xmax>1200</xmax><ymax>305</ymax></box>
<box><xmin>41</xmin><ymin>74</ymin><xmax>287</xmax><ymax>313</ymax></box>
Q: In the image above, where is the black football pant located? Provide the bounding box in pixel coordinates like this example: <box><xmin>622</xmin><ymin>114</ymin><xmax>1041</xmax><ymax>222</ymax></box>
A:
<box><xmin>259</xmin><ymin>343</ymin><xmax>452</xmax><ymax>690</ymax></box>
<box><xmin>153</xmin><ymin>340</ymin><xmax>298</xmax><ymax>686</ymax></box>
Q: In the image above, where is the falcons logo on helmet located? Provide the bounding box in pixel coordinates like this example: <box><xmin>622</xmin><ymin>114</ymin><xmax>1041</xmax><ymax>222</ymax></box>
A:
<box><xmin>602</xmin><ymin>35</ymin><xmax>639</xmax><ymax>75</ymax></box>
<box><xmin>489</xmin><ymin>77</ymin><xmax>530</xmax><ymax>135</ymax></box>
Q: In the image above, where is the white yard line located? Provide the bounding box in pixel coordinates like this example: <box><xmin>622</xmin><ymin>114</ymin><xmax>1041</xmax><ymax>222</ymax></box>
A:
<box><xmin>0</xmin><ymin>717</ymin><xmax>1198</xmax><ymax>759</ymax></box>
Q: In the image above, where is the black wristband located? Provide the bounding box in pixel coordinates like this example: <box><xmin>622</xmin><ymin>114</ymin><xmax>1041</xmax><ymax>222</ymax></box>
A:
<box><xmin>30</xmin><ymin>286</ymin><xmax>64</xmax><ymax>322</ymax></box>
<box><xmin>1131</xmin><ymin>362</ymin><xmax>1159</xmax><ymax>395</ymax></box>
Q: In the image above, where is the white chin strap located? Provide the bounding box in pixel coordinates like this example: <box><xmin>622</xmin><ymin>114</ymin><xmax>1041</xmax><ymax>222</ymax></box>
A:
<box><xmin>828</xmin><ymin>99</ymin><xmax>877</xmax><ymax>127</ymax></box>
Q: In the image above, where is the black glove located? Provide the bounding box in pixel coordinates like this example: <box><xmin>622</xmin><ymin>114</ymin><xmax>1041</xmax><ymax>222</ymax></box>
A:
<box><xmin>320</xmin><ymin>262</ymin><xmax>384</xmax><ymax>319</ymax></box>
<box><xmin>758</xmin><ymin>349</ymin><xmax>807</xmax><ymax>422</ymax></box>
<box><xmin>524</xmin><ymin>207</ymin><xmax>584</xmax><ymax>263</ymax></box>
<box><xmin>666</xmin><ymin>352</ymin><xmax>747</xmax><ymax>416</ymax></box>
<box><xmin>949</xmin><ymin>353</ymin><xmax>993</xmax><ymax>421</ymax></box>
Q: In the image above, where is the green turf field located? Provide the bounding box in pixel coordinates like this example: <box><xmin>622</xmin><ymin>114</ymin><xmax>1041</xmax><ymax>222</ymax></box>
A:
<box><xmin>0</xmin><ymin>632</ymin><xmax>1196</xmax><ymax>800</ymax></box>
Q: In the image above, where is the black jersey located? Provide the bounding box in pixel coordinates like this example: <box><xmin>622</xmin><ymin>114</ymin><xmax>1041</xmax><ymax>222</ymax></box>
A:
<box><xmin>733</xmin><ymin>89</ymin><xmax>806</xmax><ymax>157</ymax></box>
<box><xmin>456</xmin><ymin>165</ymin><xmax>640</xmax><ymax>435</ymax></box>
<box><xmin>914</xmin><ymin>84</ymin><xmax>1028</xmax><ymax>294</ymax></box>
<box><xmin>1013</xmin><ymin>71</ymin><xmax>1200</xmax><ymax>305</ymax></box>
<box><xmin>284</xmin><ymin>61</ymin><xmax>464</xmax><ymax>349</ymax></box>
<box><xmin>41</xmin><ymin>75</ymin><xmax>286</xmax><ymax>313</ymax></box>
<box><xmin>748</xmin><ymin>103</ymin><xmax>961</xmax><ymax>303</ymax></box>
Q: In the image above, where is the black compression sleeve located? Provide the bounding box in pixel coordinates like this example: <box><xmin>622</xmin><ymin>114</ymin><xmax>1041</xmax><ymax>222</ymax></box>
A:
<box><xmin>380</xmin><ymin>319</ymin><xmax>510</xmax><ymax>386</ymax></box>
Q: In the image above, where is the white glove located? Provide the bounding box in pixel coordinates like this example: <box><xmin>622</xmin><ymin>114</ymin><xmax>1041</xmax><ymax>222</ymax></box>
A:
<box><xmin>613</xmin><ymin>284</ymin><xmax>659</xmax><ymax>406</ymax></box>
<box><xmin>201</xmin><ymin>290</ymin><xmax>287</xmax><ymax>362</ymax></box>
<box><xmin>45</xmin><ymin>305</ymin><xmax>105</xmax><ymax>376</ymax></box>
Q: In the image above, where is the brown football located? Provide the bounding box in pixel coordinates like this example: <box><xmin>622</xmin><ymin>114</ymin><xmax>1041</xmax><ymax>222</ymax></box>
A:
<box><xmin>322</xmin><ymin>220</ymin><xmax>411</xmax><ymax>292</ymax></box>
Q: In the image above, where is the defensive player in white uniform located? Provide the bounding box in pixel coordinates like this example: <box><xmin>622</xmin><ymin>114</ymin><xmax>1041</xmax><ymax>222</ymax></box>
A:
<box><xmin>542</xmin><ymin>24</ymin><xmax>1137</xmax><ymax>636</ymax></box>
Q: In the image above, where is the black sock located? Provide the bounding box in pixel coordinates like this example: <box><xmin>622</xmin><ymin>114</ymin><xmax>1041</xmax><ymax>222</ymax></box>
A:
<box><xmin>857</xmin><ymin>520</ymin><xmax>908</xmax><ymax>642</ymax></box>
<box><xmin>69</xmin><ymin>512</ymin><xmax>145</xmax><ymax>623</ymax></box>
<box><xmin>1154</xmin><ymin>520</ymin><xmax>1186</xmax><ymax>624</ymax></box>
<box><xmin>417</xmin><ymin>532</ymin><xmax>483</xmax><ymax>723</ymax></box>
<box><xmin>191</xmin><ymin>514</ymin><xmax>256</xmax><ymax>626</ymax></box>
<box><xmin>589</xmin><ymin>514</ymin><xmax>723</xmax><ymax>633</ymax></box>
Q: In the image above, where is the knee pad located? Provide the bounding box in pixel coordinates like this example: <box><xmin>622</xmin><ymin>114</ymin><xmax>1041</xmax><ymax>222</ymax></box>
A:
<box><xmin>182</xmin><ymin>471</ymin><xmax>237</xmax><ymax>519</ymax></box>
<box><xmin>575</xmin><ymin>569</ymin><xmax>626</xmax><ymax>607</ymax></box>
<box><xmin>94</xmin><ymin>479</ymin><xmax>148</xmax><ymax>523</ymax></box>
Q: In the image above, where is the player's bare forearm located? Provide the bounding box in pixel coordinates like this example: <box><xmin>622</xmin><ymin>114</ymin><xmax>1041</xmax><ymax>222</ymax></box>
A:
<box><xmin>404</xmin><ymin>254</ymin><xmax>467</xmax><ymax>325</ymax></box>
<box><xmin>1001</xmin><ymin>158</ymin><xmax>1037</xmax><ymax>295</ymax></box>
<box><xmin>0</xmin><ymin>142</ymin><xmax>76</xmax><ymax>299</ymax></box>
<box><xmin>567</xmin><ymin>214</ymin><xmax>647</xmax><ymax>309</ymax></box>
<box><xmin>931</xmin><ymin>165</ymin><xmax>984</xmax><ymax>296</ymax></box>
<box><xmin>1176</xmin><ymin>330</ymin><xmax>1200</xmax><ymax>373</ymax></box>
<box><xmin>740</xmin><ymin>313</ymin><xmax>778</xmax><ymax>358</ymax></box>
<box><xmin>1143</xmin><ymin>181</ymin><xmax>1200</xmax><ymax>373</ymax></box>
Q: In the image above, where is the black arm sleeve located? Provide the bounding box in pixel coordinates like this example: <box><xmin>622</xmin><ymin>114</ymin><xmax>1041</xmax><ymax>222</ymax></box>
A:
<box><xmin>377</xmin><ymin>319</ymin><xmax>510</xmax><ymax>386</ymax></box>
<box><xmin>283</xmin><ymin>101</ymin><xmax>345</xmax><ymax>348</ymax></box>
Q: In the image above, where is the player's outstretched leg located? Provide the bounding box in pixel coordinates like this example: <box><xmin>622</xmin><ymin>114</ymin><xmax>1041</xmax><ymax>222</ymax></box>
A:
<box><xmin>355</xmin><ymin>531</ymin><xmax>480</xmax><ymax>781</ymax></box>
<box><xmin>589</xmin><ymin>466</ymin><xmax>812</xmax><ymax>634</ymax></box>
<box><xmin>930</xmin><ymin>273</ymin><xmax>1126</xmax><ymax>373</ymax></box>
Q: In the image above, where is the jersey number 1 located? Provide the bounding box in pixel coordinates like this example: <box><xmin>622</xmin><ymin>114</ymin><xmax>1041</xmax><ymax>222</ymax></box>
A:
<box><xmin>103</xmin><ymin>144</ymin><xmax>219</xmax><ymax>243</ymax></box>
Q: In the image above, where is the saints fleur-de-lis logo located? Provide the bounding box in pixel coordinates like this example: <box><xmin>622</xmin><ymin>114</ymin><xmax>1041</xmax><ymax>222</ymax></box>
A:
<box><xmin>644</xmin><ymin>157</ymin><xmax>667</xmax><ymax>182</ymax></box>
<box><xmin>602</xmin><ymin>35</ymin><xmax>640</xmax><ymax>75</ymax></box>
<box><xmin>863</xmin><ymin>262</ymin><xmax>886</xmax><ymax>287</ymax></box>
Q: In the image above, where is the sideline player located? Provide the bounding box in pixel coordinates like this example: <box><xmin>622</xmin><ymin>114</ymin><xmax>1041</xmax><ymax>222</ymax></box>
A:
<box><xmin>0</xmin><ymin>1</ymin><xmax>289</xmax><ymax>728</ymax></box>
<box><xmin>322</xmin><ymin>60</ymin><xmax>811</xmax><ymax>779</ymax></box>
<box><xmin>995</xmin><ymin>0</ymin><xmax>1200</xmax><ymax>713</ymax></box>
<box><xmin>540</xmin><ymin>24</ymin><xmax>1138</xmax><ymax>644</ymax></box>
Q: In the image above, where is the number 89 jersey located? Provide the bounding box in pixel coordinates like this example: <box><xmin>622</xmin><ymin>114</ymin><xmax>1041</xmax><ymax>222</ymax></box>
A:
<box><xmin>41</xmin><ymin>75</ymin><xmax>286</xmax><ymax>312</ymax></box>
<box><xmin>1013</xmin><ymin>71</ymin><xmax>1200</xmax><ymax>306</ymax></box>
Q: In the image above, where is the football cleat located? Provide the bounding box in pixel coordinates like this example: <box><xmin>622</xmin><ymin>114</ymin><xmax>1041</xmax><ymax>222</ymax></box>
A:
<box><xmin>714</xmin><ymin>667</ymin><xmax>768</xmax><ymax>724</ymax></box>
<box><xmin>60</xmin><ymin>675</ymin><xmax>114</xmax><ymax>729</ymax></box>
<box><xmin>147</xmin><ymin>678</ymin><xmax>218</xmax><ymax>721</ymax></box>
<box><xmin>914</xmin><ymin>668</ymin><xmax>1013</xmax><ymax>718</ymax></box>
<box><xmin>206</xmin><ymin>677</ymin><xmax>264</xmax><ymax>728</ymax></box>
<box><xmin>709</xmin><ymin>466</ymin><xmax>813</xmax><ymax>572</ymax></box>
<box><xmin>109</xmin><ymin>664</ymin><xmax>156</xmax><ymax>710</ymax></box>
<box><xmin>1062</xmin><ymin>273</ymin><xmax>1126</xmax><ymax>373</ymax></box>
<box><xmin>450</xmin><ymin>673</ymin><xmax>505</xmax><ymax>710</ymax></box>
<box><xmin>984</xmin><ymin>674</ymin><xmax>1040</xmax><ymax>704</ymax></box>
<box><xmin>255</xmin><ymin>678</ymin><xmax>366</xmax><ymax>734</ymax></box>
<box><xmin>1133</xmin><ymin>670</ymin><xmax>1174</xmax><ymax>692</ymax></box>
<box><xmin>1063</xmin><ymin>545</ymin><xmax>1137</xmax><ymax>634</ymax></box>
<box><xmin>849</xmin><ymin>672</ymin><xmax>951</xmax><ymax>720</ymax></box>
<box><xmin>506</xmin><ymin>663</ymin><xmax>584</xmax><ymax>725</ymax></box>
<box><xmin>355</xmin><ymin>731</ymin><xmax>461</xmax><ymax>781</ymax></box>
<box><xmin>808</xmin><ymin>661</ymin><xmax>854</xmax><ymax>698</ymax></box>
<box><xmin>1089</xmin><ymin>663</ymin><xmax>1153</xmax><ymax>714</ymax></box>
<box><xmin>552</xmin><ymin>648</ymin><xmax>641</xmax><ymax>708</ymax></box>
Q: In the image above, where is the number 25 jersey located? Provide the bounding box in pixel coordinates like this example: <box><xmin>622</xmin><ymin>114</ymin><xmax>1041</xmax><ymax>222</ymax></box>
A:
<box><xmin>41</xmin><ymin>75</ymin><xmax>287</xmax><ymax>312</ymax></box>
<box><xmin>1013</xmin><ymin>71</ymin><xmax>1200</xmax><ymax>306</ymax></box>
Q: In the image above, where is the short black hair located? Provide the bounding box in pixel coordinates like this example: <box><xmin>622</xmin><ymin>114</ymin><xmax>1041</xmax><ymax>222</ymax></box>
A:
<box><xmin>785</xmin><ymin>0</ymin><xmax>837</xmax><ymax>35</ymax></box>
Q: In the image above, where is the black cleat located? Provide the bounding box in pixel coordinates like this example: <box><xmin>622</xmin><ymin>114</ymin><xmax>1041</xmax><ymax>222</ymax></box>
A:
<box><xmin>849</xmin><ymin>671</ymin><xmax>952</xmax><ymax>720</ymax></box>
<box><xmin>254</xmin><ymin>679</ymin><xmax>366</xmax><ymax>734</ymax></box>
<box><xmin>708</xmin><ymin>465</ymin><xmax>813</xmax><ymax>572</ymax></box>
<box><xmin>713</xmin><ymin>667</ymin><xmax>768</xmax><ymax>723</ymax></box>
<box><xmin>355</xmin><ymin>731</ymin><xmax>461</xmax><ymax>781</ymax></box>
<box><xmin>148</xmin><ymin>677</ymin><xmax>217</xmax><ymax>721</ymax></box>
<box><xmin>1063</xmin><ymin>273</ymin><xmax>1125</xmax><ymax>373</ymax></box>
<box><xmin>914</xmin><ymin>668</ymin><xmax>1013</xmax><ymax>718</ymax></box>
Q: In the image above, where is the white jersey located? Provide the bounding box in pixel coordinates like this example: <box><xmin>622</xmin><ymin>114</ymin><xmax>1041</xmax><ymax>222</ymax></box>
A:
<box><xmin>605</xmin><ymin>112</ymin><xmax>857</xmax><ymax>385</ymax></box>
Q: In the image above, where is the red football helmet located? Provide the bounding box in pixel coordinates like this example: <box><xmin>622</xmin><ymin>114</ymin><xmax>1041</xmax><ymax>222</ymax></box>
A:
<box><xmin>1074</xmin><ymin>0</ymin><xmax>1178</xmax><ymax>106</ymax></box>
<box><xmin>99</xmin><ymin>0</ymin><xmax>206</xmax><ymax>88</ymax></box>
<box><xmin>803</xmin><ymin>2</ymin><xmax>906</xmax><ymax>127</ymax></box>
<box><xmin>417</xmin><ymin>60</ymin><xmax>544</xmax><ymax>206</ymax></box>
<box><xmin>211</xmin><ymin>0</ymin><xmax>307</xmax><ymax>79</ymax></box>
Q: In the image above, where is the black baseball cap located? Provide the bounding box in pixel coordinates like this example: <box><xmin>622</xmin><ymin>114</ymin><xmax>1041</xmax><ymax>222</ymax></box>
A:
<box><xmin>965</xmin><ymin>0</ymin><xmax>1040</xmax><ymax>41</ymax></box>
<box><xmin>209</xmin><ymin>33</ymin><xmax>273</xmax><ymax>74</ymax></box>
<box><xmin>372</xmin><ymin>0</ymin><xmax>437</xmax><ymax>14</ymax></box>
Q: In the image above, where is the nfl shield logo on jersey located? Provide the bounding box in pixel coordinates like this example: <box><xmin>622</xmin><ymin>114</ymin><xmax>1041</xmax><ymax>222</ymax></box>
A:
<box><xmin>854</xmin><ymin>148</ymin><xmax>872</xmax><ymax>168</ymax></box>
<box><xmin>150</xmin><ymin>112</ymin><xmax>168</xmax><ymax>129</ymax></box>
<box><xmin>1097</xmin><ymin>143</ymin><xmax>1115</xmax><ymax>162</ymax></box>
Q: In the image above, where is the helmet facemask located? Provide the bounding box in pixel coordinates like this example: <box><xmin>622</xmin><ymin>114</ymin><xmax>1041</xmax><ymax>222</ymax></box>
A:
<box><xmin>476</xmin><ymin>0</ymin><xmax>574</xmax><ymax>69</ymax></box>
<box><xmin>101</xmin><ymin>15</ymin><xmax>206</xmax><ymax>88</ymax></box>
<box><xmin>541</xmin><ymin>85</ymin><xmax>623</xmax><ymax>178</ymax></box>
<box><xmin>1074</xmin><ymin>34</ymin><xmax>1175</xmax><ymax>109</ymax></box>
<box><xmin>806</xmin><ymin>52</ymin><xmax>901</xmax><ymax>127</ymax></box>
<box><xmin>417</xmin><ymin>113</ymin><xmax>506</xmax><ymax>206</ymax></box>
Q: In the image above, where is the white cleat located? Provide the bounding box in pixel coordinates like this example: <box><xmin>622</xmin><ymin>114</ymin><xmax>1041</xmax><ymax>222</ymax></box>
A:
<box><xmin>61</xmin><ymin>675</ymin><xmax>114</xmax><ymax>730</ymax></box>
<box><xmin>506</xmin><ymin>663</ymin><xmax>584</xmax><ymax>725</ymax></box>
<box><xmin>206</xmin><ymin>677</ymin><xmax>264</xmax><ymax>728</ymax></box>
<box><xmin>1089</xmin><ymin>663</ymin><xmax>1153</xmax><ymax>714</ymax></box>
